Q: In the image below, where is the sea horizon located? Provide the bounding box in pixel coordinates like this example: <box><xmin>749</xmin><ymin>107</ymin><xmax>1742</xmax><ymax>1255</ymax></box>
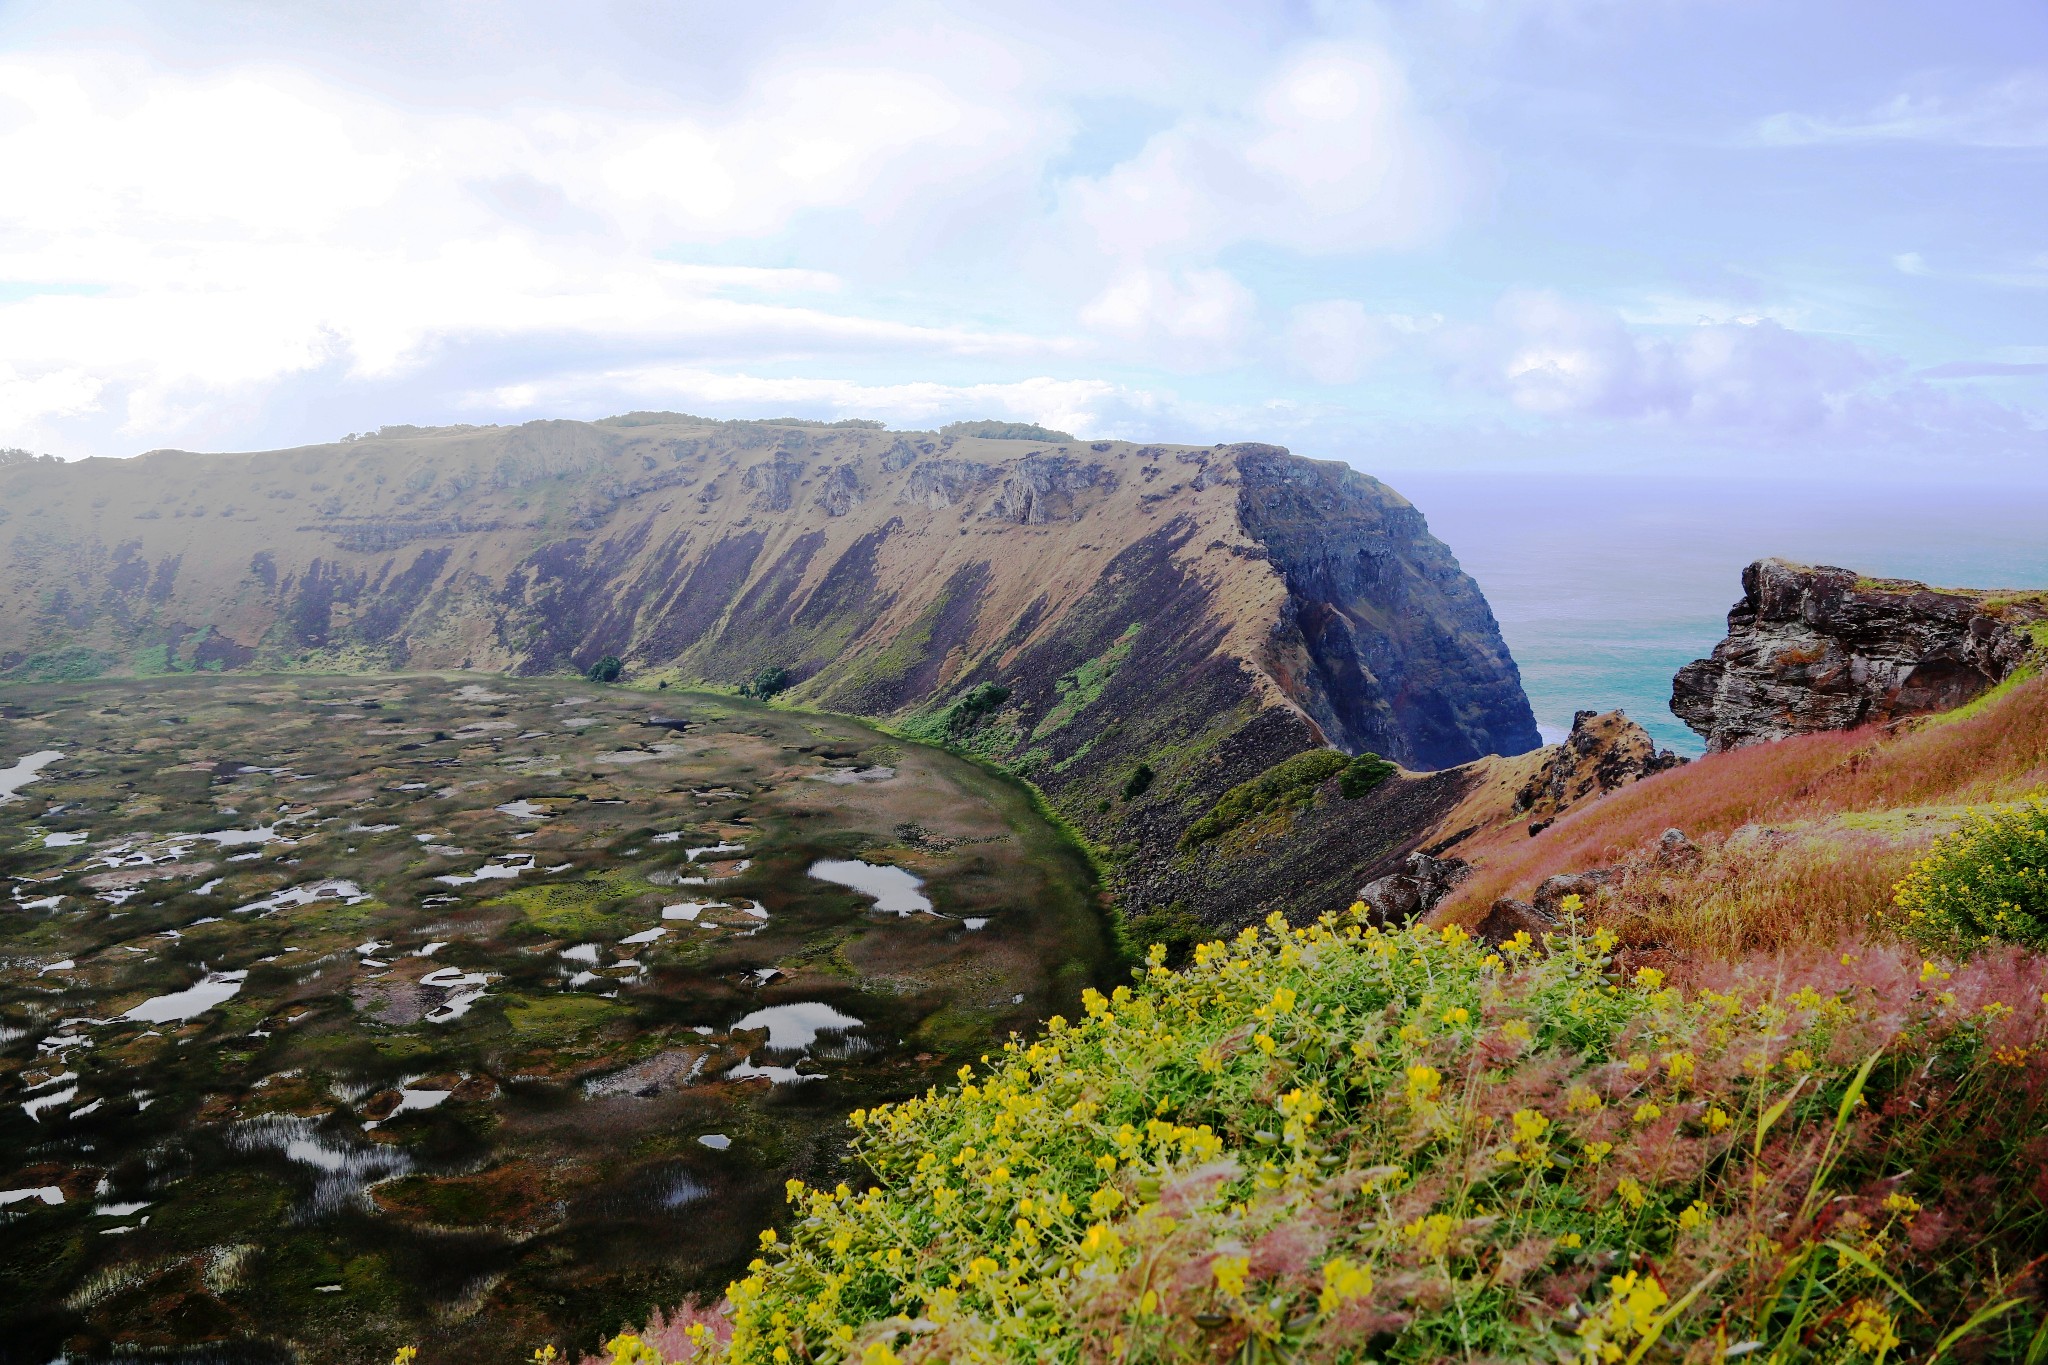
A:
<box><xmin>1385</xmin><ymin>470</ymin><xmax>2048</xmax><ymax>756</ymax></box>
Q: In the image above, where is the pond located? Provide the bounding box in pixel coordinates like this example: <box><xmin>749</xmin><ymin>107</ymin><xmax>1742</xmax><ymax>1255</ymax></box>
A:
<box><xmin>807</xmin><ymin>858</ymin><xmax>933</xmax><ymax>916</ymax></box>
<box><xmin>0</xmin><ymin>674</ymin><xmax>1112</xmax><ymax>1363</ymax></box>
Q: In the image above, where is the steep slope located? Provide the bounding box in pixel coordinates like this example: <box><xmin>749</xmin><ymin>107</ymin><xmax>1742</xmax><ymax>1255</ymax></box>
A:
<box><xmin>1673</xmin><ymin>558</ymin><xmax>2048</xmax><ymax>751</ymax></box>
<box><xmin>0</xmin><ymin>415</ymin><xmax>1538</xmax><ymax>920</ymax></box>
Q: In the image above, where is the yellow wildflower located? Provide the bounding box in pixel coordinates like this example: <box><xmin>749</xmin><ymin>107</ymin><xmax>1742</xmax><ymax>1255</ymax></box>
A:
<box><xmin>1406</xmin><ymin>1064</ymin><xmax>1442</xmax><ymax>1105</ymax></box>
<box><xmin>1318</xmin><ymin>1256</ymin><xmax>1373</xmax><ymax>1313</ymax></box>
<box><xmin>1404</xmin><ymin>1212</ymin><xmax>1458</xmax><ymax>1258</ymax></box>
<box><xmin>1616</xmin><ymin>1176</ymin><xmax>1646</xmax><ymax>1209</ymax></box>
<box><xmin>1211</xmin><ymin>1254</ymin><xmax>1250</xmax><ymax>1297</ymax></box>
<box><xmin>1845</xmin><ymin>1299</ymin><xmax>1900</xmax><ymax>1356</ymax></box>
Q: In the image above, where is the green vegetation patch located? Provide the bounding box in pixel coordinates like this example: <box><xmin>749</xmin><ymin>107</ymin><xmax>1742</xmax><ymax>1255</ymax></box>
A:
<box><xmin>1181</xmin><ymin>748</ymin><xmax>1349</xmax><ymax>848</ymax></box>
<box><xmin>696</xmin><ymin>916</ymin><xmax>2048</xmax><ymax>1365</ymax></box>
<box><xmin>502</xmin><ymin>992</ymin><xmax>626</xmax><ymax>1043</ymax></box>
<box><xmin>1034</xmin><ymin>623</ymin><xmax>1141</xmax><ymax>739</ymax></box>
<box><xmin>2</xmin><ymin>645</ymin><xmax>110</xmax><ymax>683</ymax></box>
<box><xmin>1894</xmin><ymin>794</ymin><xmax>2048</xmax><ymax>949</ymax></box>
<box><xmin>494</xmin><ymin>871</ymin><xmax>659</xmax><ymax>939</ymax></box>
<box><xmin>1338</xmin><ymin>752</ymin><xmax>1396</xmax><ymax>799</ymax></box>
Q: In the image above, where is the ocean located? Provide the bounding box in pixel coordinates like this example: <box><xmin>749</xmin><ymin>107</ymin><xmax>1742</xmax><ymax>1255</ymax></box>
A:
<box><xmin>1385</xmin><ymin>472</ymin><xmax>2048</xmax><ymax>756</ymax></box>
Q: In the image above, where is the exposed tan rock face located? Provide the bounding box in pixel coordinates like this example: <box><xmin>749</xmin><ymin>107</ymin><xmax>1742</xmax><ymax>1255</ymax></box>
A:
<box><xmin>1514</xmin><ymin>709</ymin><xmax>1685</xmax><ymax>832</ymax></box>
<box><xmin>0</xmin><ymin>415</ymin><xmax>1539</xmax><ymax>920</ymax></box>
<box><xmin>1673</xmin><ymin>559</ymin><xmax>2047</xmax><ymax>752</ymax></box>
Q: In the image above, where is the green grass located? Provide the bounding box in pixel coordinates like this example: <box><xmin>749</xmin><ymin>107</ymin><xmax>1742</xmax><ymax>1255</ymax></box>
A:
<box><xmin>494</xmin><ymin>872</ymin><xmax>660</xmax><ymax>939</ymax></box>
<box><xmin>1180</xmin><ymin>748</ymin><xmax>1349</xmax><ymax>848</ymax></box>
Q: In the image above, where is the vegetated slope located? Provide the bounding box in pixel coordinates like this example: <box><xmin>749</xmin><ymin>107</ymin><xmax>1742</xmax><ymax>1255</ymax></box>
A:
<box><xmin>661</xmin><ymin>917</ymin><xmax>2048</xmax><ymax>1365</ymax></box>
<box><xmin>0</xmin><ymin>416</ymin><xmax>1538</xmax><ymax>921</ymax></box>
<box><xmin>1438</xmin><ymin>663</ymin><xmax>2048</xmax><ymax>957</ymax></box>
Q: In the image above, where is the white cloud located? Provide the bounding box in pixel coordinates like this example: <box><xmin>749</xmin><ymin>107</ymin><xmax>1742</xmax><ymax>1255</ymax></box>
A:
<box><xmin>0</xmin><ymin>48</ymin><xmax>1078</xmax><ymax>444</ymax></box>
<box><xmin>1078</xmin><ymin>267</ymin><xmax>1259</xmax><ymax>369</ymax></box>
<box><xmin>1064</xmin><ymin>42</ymin><xmax>1463</xmax><ymax>263</ymax></box>
<box><xmin>473</xmin><ymin>366</ymin><xmax>1185</xmax><ymax>440</ymax></box>
<box><xmin>1755</xmin><ymin>71</ymin><xmax>2048</xmax><ymax>148</ymax></box>
<box><xmin>1441</xmin><ymin>290</ymin><xmax>2039</xmax><ymax>454</ymax></box>
<box><xmin>0</xmin><ymin>364</ymin><xmax>104</xmax><ymax>427</ymax></box>
<box><xmin>1892</xmin><ymin>252</ymin><xmax>1929</xmax><ymax>277</ymax></box>
<box><xmin>1284</xmin><ymin>300</ymin><xmax>1440</xmax><ymax>385</ymax></box>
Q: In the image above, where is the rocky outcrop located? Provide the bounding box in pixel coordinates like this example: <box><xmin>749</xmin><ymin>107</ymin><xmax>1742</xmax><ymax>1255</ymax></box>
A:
<box><xmin>1673</xmin><ymin>559</ymin><xmax>2048</xmax><ymax>752</ymax></box>
<box><xmin>1356</xmin><ymin>851</ymin><xmax>1469</xmax><ymax>925</ymax></box>
<box><xmin>1516</xmin><ymin>709</ymin><xmax>1684</xmax><ymax>833</ymax></box>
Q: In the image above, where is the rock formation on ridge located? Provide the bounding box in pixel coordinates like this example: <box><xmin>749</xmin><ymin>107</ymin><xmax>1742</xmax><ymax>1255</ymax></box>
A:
<box><xmin>1673</xmin><ymin>558</ymin><xmax>2047</xmax><ymax>752</ymax></box>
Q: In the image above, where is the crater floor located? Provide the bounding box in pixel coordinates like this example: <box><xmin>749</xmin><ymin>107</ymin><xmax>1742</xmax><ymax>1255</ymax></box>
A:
<box><xmin>0</xmin><ymin>673</ymin><xmax>1111</xmax><ymax>1362</ymax></box>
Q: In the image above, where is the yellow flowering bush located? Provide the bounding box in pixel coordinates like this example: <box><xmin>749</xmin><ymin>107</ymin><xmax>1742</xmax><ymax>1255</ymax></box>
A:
<box><xmin>1895</xmin><ymin>794</ymin><xmax>2048</xmax><ymax>949</ymax></box>
<box><xmin>649</xmin><ymin>913</ymin><xmax>2048</xmax><ymax>1363</ymax></box>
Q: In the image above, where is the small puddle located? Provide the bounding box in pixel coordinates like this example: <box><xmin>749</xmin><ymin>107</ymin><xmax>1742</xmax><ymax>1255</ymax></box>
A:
<box><xmin>731</xmin><ymin>1001</ymin><xmax>864</xmax><ymax>1052</ymax></box>
<box><xmin>124</xmin><ymin>970</ymin><xmax>249</xmax><ymax>1023</ymax></box>
<box><xmin>0</xmin><ymin>751</ymin><xmax>62</xmax><ymax>803</ymax></box>
<box><xmin>234</xmin><ymin>880</ymin><xmax>367</xmax><ymax>916</ymax></box>
<box><xmin>202</xmin><ymin>825</ymin><xmax>287</xmax><ymax>848</ymax></box>
<box><xmin>224</xmin><ymin>1116</ymin><xmax>412</xmax><ymax>1218</ymax></box>
<box><xmin>435</xmin><ymin>855</ymin><xmax>536</xmax><ymax>887</ymax></box>
<box><xmin>807</xmin><ymin>766</ymin><xmax>896</xmax><ymax>786</ymax></box>
<box><xmin>807</xmin><ymin>859</ymin><xmax>932</xmax><ymax>916</ymax></box>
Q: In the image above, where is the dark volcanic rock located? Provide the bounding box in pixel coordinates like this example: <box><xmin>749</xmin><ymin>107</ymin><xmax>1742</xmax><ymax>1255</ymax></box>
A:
<box><xmin>1673</xmin><ymin>559</ymin><xmax>2048</xmax><ymax>752</ymax></box>
<box><xmin>1234</xmin><ymin>447</ymin><xmax>1540</xmax><ymax>768</ymax></box>
<box><xmin>1356</xmin><ymin>851</ymin><xmax>1469</xmax><ymax>926</ymax></box>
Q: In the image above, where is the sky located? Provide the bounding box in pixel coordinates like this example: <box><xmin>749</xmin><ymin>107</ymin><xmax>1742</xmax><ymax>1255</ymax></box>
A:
<box><xmin>0</xmin><ymin>0</ymin><xmax>2044</xmax><ymax>480</ymax></box>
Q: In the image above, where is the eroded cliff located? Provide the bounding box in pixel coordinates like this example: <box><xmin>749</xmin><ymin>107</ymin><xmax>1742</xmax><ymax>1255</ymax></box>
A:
<box><xmin>0</xmin><ymin>415</ymin><xmax>1538</xmax><ymax>920</ymax></box>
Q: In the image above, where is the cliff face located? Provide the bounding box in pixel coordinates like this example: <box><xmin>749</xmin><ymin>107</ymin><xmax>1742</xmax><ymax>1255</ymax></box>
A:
<box><xmin>1234</xmin><ymin>448</ymin><xmax>1541</xmax><ymax>769</ymax></box>
<box><xmin>1673</xmin><ymin>558</ymin><xmax>2047</xmax><ymax>752</ymax></box>
<box><xmin>0</xmin><ymin>416</ymin><xmax>1537</xmax><ymax>920</ymax></box>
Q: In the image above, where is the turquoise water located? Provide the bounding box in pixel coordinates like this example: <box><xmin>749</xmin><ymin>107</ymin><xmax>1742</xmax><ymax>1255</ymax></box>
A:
<box><xmin>1388</xmin><ymin>474</ymin><xmax>2048</xmax><ymax>757</ymax></box>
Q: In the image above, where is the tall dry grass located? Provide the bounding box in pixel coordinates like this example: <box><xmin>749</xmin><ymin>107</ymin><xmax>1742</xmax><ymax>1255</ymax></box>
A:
<box><xmin>1590</xmin><ymin>826</ymin><xmax>1926</xmax><ymax>960</ymax></box>
<box><xmin>1445</xmin><ymin>674</ymin><xmax>2048</xmax><ymax>931</ymax></box>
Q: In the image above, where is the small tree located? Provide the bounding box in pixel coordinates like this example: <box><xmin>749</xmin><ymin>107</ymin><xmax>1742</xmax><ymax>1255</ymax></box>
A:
<box><xmin>742</xmin><ymin>665</ymin><xmax>791</xmax><ymax>700</ymax></box>
<box><xmin>586</xmin><ymin>655</ymin><xmax>623</xmax><ymax>684</ymax></box>
<box><xmin>1121</xmin><ymin>762</ymin><xmax>1155</xmax><ymax>801</ymax></box>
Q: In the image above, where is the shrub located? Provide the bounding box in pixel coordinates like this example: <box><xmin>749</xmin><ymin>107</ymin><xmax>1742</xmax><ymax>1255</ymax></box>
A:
<box><xmin>1894</xmin><ymin>795</ymin><xmax>2048</xmax><ymax>949</ymax></box>
<box><xmin>948</xmin><ymin>683</ymin><xmax>1011</xmax><ymax>734</ymax></box>
<box><xmin>741</xmin><ymin>665</ymin><xmax>791</xmax><ymax>700</ymax></box>
<box><xmin>684</xmin><ymin>913</ymin><xmax>2048</xmax><ymax>1365</ymax></box>
<box><xmin>587</xmin><ymin>655</ymin><xmax>624</xmax><ymax>684</ymax></box>
<box><xmin>1338</xmin><ymin>752</ymin><xmax>1395</xmax><ymax>799</ymax></box>
<box><xmin>1181</xmin><ymin>749</ymin><xmax>1349</xmax><ymax>847</ymax></box>
<box><xmin>1120</xmin><ymin>763</ymin><xmax>1155</xmax><ymax>802</ymax></box>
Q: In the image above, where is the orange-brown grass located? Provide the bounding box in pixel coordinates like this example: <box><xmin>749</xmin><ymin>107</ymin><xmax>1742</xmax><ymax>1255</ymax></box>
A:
<box><xmin>1442</xmin><ymin>674</ymin><xmax>2048</xmax><ymax>945</ymax></box>
<box><xmin>1591</xmin><ymin>826</ymin><xmax>1925</xmax><ymax>959</ymax></box>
